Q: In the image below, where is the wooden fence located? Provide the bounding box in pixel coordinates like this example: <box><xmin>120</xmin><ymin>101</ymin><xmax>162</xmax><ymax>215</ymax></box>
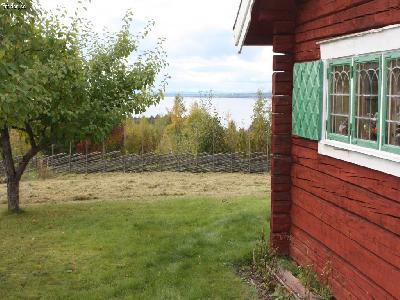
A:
<box><xmin>0</xmin><ymin>152</ymin><xmax>270</xmax><ymax>177</ymax></box>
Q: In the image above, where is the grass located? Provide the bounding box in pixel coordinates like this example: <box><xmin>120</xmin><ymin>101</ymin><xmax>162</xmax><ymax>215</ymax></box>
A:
<box><xmin>0</xmin><ymin>172</ymin><xmax>270</xmax><ymax>299</ymax></box>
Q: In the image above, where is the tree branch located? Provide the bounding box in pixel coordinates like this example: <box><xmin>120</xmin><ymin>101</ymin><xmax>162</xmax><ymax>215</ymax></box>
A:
<box><xmin>20</xmin><ymin>48</ymin><xmax>44</xmax><ymax>55</ymax></box>
<box><xmin>25</xmin><ymin>122</ymin><xmax>38</xmax><ymax>149</ymax></box>
<box><xmin>14</xmin><ymin>123</ymin><xmax>40</xmax><ymax>180</ymax></box>
<box><xmin>11</xmin><ymin>126</ymin><xmax>28</xmax><ymax>133</ymax></box>
<box><xmin>16</xmin><ymin>146</ymin><xmax>40</xmax><ymax>180</ymax></box>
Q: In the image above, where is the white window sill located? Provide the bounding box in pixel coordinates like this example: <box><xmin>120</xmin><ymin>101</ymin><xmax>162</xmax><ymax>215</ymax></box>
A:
<box><xmin>318</xmin><ymin>139</ymin><xmax>400</xmax><ymax>177</ymax></box>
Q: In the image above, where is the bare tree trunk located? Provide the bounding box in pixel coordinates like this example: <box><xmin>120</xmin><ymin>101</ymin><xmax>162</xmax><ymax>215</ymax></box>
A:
<box><xmin>0</xmin><ymin>127</ymin><xmax>19</xmax><ymax>212</ymax></box>
<box><xmin>7</xmin><ymin>177</ymin><xmax>19</xmax><ymax>212</ymax></box>
<box><xmin>0</xmin><ymin>125</ymin><xmax>39</xmax><ymax>212</ymax></box>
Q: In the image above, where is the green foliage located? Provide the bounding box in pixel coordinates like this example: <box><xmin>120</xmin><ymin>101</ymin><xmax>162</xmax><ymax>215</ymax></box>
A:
<box><xmin>296</xmin><ymin>264</ymin><xmax>333</xmax><ymax>299</ymax></box>
<box><xmin>9</xmin><ymin>130</ymin><xmax>30</xmax><ymax>157</ymax></box>
<box><xmin>182</xmin><ymin>98</ymin><xmax>226</xmax><ymax>154</ymax></box>
<box><xmin>271</xmin><ymin>285</ymin><xmax>293</xmax><ymax>300</ymax></box>
<box><xmin>160</xmin><ymin>95</ymin><xmax>186</xmax><ymax>152</ymax></box>
<box><xmin>0</xmin><ymin>194</ymin><xmax>268</xmax><ymax>299</ymax></box>
<box><xmin>252</xmin><ymin>229</ymin><xmax>280</xmax><ymax>291</ymax></box>
<box><xmin>249</xmin><ymin>90</ymin><xmax>271</xmax><ymax>154</ymax></box>
<box><xmin>277</xmin><ymin>258</ymin><xmax>333</xmax><ymax>299</ymax></box>
<box><xmin>237</xmin><ymin>128</ymin><xmax>250</xmax><ymax>153</ymax></box>
<box><xmin>124</xmin><ymin>115</ymin><xmax>169</xmax><ymax>154</ymax></box>
<box><xmin>224</xmin><ymin>115</ymin><xmax>240</xmax><ymax>153</ymax></box>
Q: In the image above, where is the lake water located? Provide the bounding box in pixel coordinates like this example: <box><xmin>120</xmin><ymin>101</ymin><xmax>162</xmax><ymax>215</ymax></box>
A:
<box><xmin>137</xmin><ymin>97</ymin><xmax>264</xmax><ymax>129</ymax></box>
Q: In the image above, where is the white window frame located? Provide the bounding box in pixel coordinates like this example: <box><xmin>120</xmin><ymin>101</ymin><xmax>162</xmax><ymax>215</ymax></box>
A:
<box><xmin>318</xmin><ymin>25</ymin><xmax>400</xmax><ymax>177</ymax></box>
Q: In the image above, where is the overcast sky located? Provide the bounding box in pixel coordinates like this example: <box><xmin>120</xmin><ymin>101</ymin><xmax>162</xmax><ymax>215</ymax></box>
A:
<box><xmin>40</xmin><ymin>0</ymin><xmax>273</xmax><ymax>94</ymax></box>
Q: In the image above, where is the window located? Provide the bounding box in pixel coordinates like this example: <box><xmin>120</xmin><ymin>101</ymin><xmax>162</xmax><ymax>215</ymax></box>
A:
<box><xmin>318</xmin><ymin>25</ymin><xmax>400</xmax><ymax>177</ymax></box>
<box><xmin>383</xmin><ymin>53</ymin><xmax>400</xmax><ymax>154</ymax></box>
<box><xmin>328</xmin><ymin>60</ymin><xmax>351</xmax><ymax>142</ymax></box>
<box><xmin>353</xmin><ymin>56</ymin><xmax>381</xmax><ymax>147</ymax></box>
<box><xmin>326</xmin><ymin>52</ymin><xmax>400</xmax><ymax>154</ymax></box>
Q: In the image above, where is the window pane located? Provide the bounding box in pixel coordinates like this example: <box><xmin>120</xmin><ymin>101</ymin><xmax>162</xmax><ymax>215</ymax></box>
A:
<box><xmin>355</xmin><ymin>61</ymin><xmax>379</xmax><ymax>141</ymax></box>
<box><xmin>330</xmin><ymin>64</ymin><xmax>350</xmax><ymax>136</ymax></box>
<box><xmin>331</xmin><ymin>115</ymin><xmax>349</xmax><ymax>135</ymax></box>
<box><xmin>386</xmin><ymin>58</ymin><xmax>400</xmax><ymax>146</ymax></box>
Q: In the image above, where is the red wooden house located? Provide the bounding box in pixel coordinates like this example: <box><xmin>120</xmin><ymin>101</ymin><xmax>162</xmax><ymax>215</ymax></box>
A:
<box><xmin>234</xmin><ymin>1</ymin><xmax>400</xmax><ymax>298</ymax></box>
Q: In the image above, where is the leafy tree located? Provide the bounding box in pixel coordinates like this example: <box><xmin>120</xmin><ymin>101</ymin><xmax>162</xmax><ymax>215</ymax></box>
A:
<box><xmin>182</xmin><ymin>100</ymin><xmax>225</xmax><ymax>154</ymax></box>
<box><xmin>237</xmin><ymin>128</ymin><xmax>250</xmax><ymax>153</ymax></box>
<box><xmin>138</xmin><ymin>117</ymin><xmax>157</xmax><ymax>154</ymax></box>
<box><xmin>124</xmin><ymin>118</ymin><xmax>141</xmax><ymax>154</ymax></box>
<box><xmin>0</xmin><ymin>1</ymin><xmax>168</xmax><ymax>212</ymax></box>
<box><xmin>224</xmin><ymin>115</ymin><xmax>240</xmax><ymax>153</ymax></box>
<box><xmin>249</xmin><ymin>90</ymin><xmax>271</xmax><ymax>154</ymax></box>
<box><xmin>105</xmin><ymin>125</ymin><xmax>124</xmax><ymax>152</ymax></box>
<box><xmin>153</xmin><ymin>114</ymin><xmax>170</xmax><ymax>153</ymax></box>
<box><xmin>160</xmin><ymin>95</ymin><xmax>186</xmax><ymax>153</ymax></box>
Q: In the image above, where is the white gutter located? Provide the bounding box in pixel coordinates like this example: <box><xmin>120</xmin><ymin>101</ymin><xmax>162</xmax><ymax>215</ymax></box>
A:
<box><xmin>233</xmin><ymin>0</ymin><xmax>255</xmax><ymax>54</ymax></box>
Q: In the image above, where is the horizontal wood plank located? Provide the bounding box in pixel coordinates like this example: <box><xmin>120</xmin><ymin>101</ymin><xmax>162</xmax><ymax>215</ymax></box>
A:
<box><xmin>291</xmin><ymin>204</ymin><xmax>400</xmax><ymax>298</ymax></box>
<box><xmin>291</xmin><ymin>163</ymin><xmax>400</xmax><ymax>235</ymax></box>
<box><xmin>292</xmin><ymin>186</ymin><xmax>400</xmax><ymax>269</ymax></box>
<box><xmin>291</xmin><ymin>140</ymin><xmax>400</xmax><ymax>203</ymax></box>
<box><xmin>290</xmin><ymin>226</ymin><xmax>395</xmax><ymax>299</ymax></box>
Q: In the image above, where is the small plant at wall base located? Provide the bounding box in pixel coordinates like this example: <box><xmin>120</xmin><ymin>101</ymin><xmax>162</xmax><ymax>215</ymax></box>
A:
<box><xmin>295</xmin><ymin>264</ymin><xmax>333</xmax><ymax>300</ymax></box>
<box><xmin>0</xmin><ymin>1</ymin><xmax>168</xmax><ymax>212</ymax></box>
<box><xmin>252</xmin><ymin>228</ymin><xmax>280</xmax><ymax>290</ymax></box>
<box><xmin>251</xmin><ymin>230</ymin><xmax>333</xmax><ymax>300</ymax></box>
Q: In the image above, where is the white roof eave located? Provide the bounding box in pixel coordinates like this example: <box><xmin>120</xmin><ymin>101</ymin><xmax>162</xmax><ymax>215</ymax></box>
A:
<box><xmin>233</xmin><ymin>0</ymin><xmax>255</xmax><ymax>54</ymax></box>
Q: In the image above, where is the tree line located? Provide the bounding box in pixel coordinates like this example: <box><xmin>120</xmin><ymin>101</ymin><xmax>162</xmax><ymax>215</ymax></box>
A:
<box><xmin>10</xmin><ymin>91</ymin><xmax>271</xmax><ymax>156</ymax></box>
<box><xmin>121</xmin><ymin>91</ymin><xmax>272</xmax><ymax>155</ymax></box>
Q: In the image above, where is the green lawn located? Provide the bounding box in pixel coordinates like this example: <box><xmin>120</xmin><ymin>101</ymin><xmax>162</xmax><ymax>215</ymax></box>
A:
<box><xmin>0</xmin><ymin>195</ymin><xmax>269</xmax><ymax>299</ymax></box>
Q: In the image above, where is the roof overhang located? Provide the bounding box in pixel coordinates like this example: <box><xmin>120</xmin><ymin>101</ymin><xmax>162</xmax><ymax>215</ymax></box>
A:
<box><xmin>233</xmin><ymin>0</ymin><xmax>294</xmax><ymax>53</ymax></box>
<box><xmin>233</xmin><ymin>0</ymin><xmax>256</xmax><ymax>53</ymax></box>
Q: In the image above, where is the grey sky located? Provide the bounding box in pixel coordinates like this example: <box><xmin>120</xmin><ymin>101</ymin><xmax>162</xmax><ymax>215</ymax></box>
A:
<box><xmin>40</xmin><ymin>0</ymin><xmax>273</xmax><ymax>93</ymax></box>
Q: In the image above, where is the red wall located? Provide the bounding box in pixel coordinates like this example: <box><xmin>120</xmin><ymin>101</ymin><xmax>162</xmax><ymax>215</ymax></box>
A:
<box><xmin>294</xmin><ymin>0</ymin><xmax>400</xmax><ymax>62</ymax></box>
<box><xmin>288</xmin><ymin>1</ymin><xmax>400</xmax><ymax>298</ymax></box>
<box><xmin>290</xmin><ymin>137</ymin><xmax>400</xmax><ymax>299</ymax></box>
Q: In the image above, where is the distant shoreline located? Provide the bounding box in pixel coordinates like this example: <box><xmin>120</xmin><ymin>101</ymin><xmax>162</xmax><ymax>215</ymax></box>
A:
<box><xmin>164</xmin><ymin>92</ymin><xmax>272</xmax><ymax>99</ymax></box>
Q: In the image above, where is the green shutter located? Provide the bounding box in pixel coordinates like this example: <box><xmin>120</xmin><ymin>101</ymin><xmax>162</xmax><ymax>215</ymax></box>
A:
<box><xmin>292</xmin><ymin>60</ymin><xmax>323</xmax><ymax>140</ymax></box>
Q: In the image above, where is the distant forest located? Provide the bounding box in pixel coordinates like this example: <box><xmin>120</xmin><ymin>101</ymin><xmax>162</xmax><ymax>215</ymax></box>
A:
<box><xmin>164</xmin><ymin>91</ymin><xmax>272</xmax><ymax>98</ymax></box>
<box><xmin>9</xmin><ymin>91</ymin><xmax>271</xmax><ymax>156</ymax></box>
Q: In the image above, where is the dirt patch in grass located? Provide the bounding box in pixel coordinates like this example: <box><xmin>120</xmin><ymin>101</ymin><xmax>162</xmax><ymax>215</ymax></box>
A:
<box><xmin>0</xmin><ymin>172</ymin><xmax>270</xmax><ymax>205</ymax></box>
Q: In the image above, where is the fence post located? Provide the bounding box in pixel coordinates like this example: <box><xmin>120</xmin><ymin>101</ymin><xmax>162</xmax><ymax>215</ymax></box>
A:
<box><xmin>248</xmin><ymin>135</ymin><xmax>251</xmax><ymax>174</ymax></box>
<box><xmin>123</xmin><ymin>155</ymin><xmax>126</xmax><ymax>173</ymax></box>
<box><xmin>51</xmin><ymin>144</ymin><xmax>54</xmax><ymax>169</ymax></box>
<box><xmin>85</xmin><ymin>141</ymin><xmax>88</xmax><ymax>174</ymax></box>
<box><xmin>102</xmin><ymin>141</ymin><xmax>106</xmax><ymax>172</ymax></box>
<box><xmin>212</xmin><ymin>129</ymin><xmax>215</xmax><ymax>172</ymax></box>
<box><xmin>69</xmin><ymin>142</ymin><xmax>72</xmax><ymax>173</ymax></box>
<box><xmin>141</xmin><ymin>120</ymin><xmax>144</xmax><ymax>173</ymax></box>
<box><xmin>141</xmin><ymin>152</ymin><xmax>144</xmax><ymax>173</ymax></box>
<box><xmin>213</xmin><ymin>153</ymin><xmax>215</xmax><ymax>172</ymax></box>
